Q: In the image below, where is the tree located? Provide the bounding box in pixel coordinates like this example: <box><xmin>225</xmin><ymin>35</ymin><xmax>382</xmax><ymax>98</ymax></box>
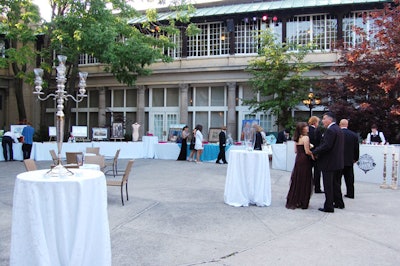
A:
<box><xmin>245</xmin><ymin>30</ymin><xmax>317</xmax><ymax>130</ymax></box>
<box><xmin>35</xmin><ymin>0</ymin><xmax>197</xmax><ymax>140</ymax></box>
<box><xmin>0</xmin><ymin>0</ymin><xmax>41</xmax><ymax>122</ymax></box>
<box><xmin>319</xmin><ymin>0</ymin><xmax>400</xmax><ymax>143</ymax></box>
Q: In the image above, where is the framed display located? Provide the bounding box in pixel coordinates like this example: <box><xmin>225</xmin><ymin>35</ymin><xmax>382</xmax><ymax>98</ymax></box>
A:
<box><xmin>168</xmin><ymin>128</ymin><xmax>183</xmax><ymax>142</ymax></box>
<box><xmin>10</xmin><ymin>125</ymin><xmax>27</xmax><ymax>138</ymax></box>
<box><xmin>111</xmin><ymin>123</ymin><xmax>124</xmax><ymax>138</ymax></box>
<box><xmin>208</xmin><ymin>128</ymin><xmax>220</xmax><ymax>143</ymax></box>
<box><xmin>92</xmin><ymin>127</ymin><xmax>108</xmax><ymax>140</ymax></box>
<box><xmin>240</xmin><ymin>119</ymin><xmax>259</xmax><ymax>140</ymax></box>
<box><xmin>48</xmin><ymin>126</ymin><xmax>56</xmax><ymax>137</ymax></box>
<box><xmin>71</xmin><ymin>126</ymin><xmax>88</xmax><ymax>138</ymax></box>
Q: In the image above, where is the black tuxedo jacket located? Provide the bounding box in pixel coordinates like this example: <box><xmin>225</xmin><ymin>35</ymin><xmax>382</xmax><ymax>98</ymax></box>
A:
<box><xmin>342</xmin><ymin>128</ymin><xmax>360</xmax><ymax>166</ymax></box>
<box><xmin>308</xmin><ymin>125</ymin><xmax>322</xmax><ymax>148</ymax></box>
<box><xmin>313</xmin><ymin>123</ymin><xmax>344</xmax><ymax>171</ymax></box>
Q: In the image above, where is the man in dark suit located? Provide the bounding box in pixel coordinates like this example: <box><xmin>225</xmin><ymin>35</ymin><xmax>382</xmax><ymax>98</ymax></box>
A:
<box><xmin>311</xmin><ymin>112</ymin><xmax>344</xmax><ymax>213</ymax></box>
<box><xmin>216</xmin><ymin>126</ymin><xmax>228</xmax><ymax>164</ymax></box>
<box><xmin>308</xmin><ymin>116</ymin><xmax>323</xmax><ymax>193</ymax></box>
<box><xmin>339</xmin><ymin>119</ymin><xmax>360</xmax><ymax>199</ymax></box>
<box><xmin>276</xmin><ymin>128</ymin><xmax>290</xmax><ymax>143</ymax></box>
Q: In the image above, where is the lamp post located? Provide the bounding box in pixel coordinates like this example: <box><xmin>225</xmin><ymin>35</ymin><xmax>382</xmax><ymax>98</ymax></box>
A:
<box><xmin>33</xmin><ymin>55</ymin><xmax>88</xmax><ymax>176</ymax></box>
<box><xmin>302</xmin><ymin>88</ymin><xmax>321</xmax><ymax>117</ymax></box>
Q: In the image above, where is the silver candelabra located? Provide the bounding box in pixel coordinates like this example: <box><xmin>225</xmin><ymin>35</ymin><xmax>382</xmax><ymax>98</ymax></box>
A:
<box><xmin>34</xmin><ymin>55</ymin><xmax>88</xmax><ymax>176</ymax></box>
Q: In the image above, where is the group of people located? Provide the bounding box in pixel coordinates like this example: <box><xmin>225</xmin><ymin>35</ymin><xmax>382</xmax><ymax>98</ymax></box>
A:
<box><xmin>286</xmin><ymin>112</ymin><xmax>360</xmax><ymax>213</ymax></box>
<box><xmin>177</xmin><ymin>124</ymin><xmax>229</xmax><ymax>164</ymax></box>
<box><xmin>2</xmin><ymin>122</ymin><xmax>35</xmax><ymax>161</ymax></box>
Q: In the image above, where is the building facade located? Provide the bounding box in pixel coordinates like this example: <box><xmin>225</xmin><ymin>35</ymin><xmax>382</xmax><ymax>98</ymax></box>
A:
<box><xmin>0</xmin><ymin>0</ymin><xmax>389</xmax><ymax>141</ymax></box>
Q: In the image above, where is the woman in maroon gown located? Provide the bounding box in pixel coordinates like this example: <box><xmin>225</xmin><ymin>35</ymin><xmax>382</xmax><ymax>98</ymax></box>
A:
<box><xmin>286</xmin><ymin>122</ymin><xmax>314</xmax><ymax>209</ymax></box>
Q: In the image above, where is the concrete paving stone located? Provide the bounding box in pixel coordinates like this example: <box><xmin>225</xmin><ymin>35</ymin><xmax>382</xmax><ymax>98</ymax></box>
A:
<box><xmin>0</xmin><ymin>158</ymin><xmax>399</xmax><ymax>266</ymax></box>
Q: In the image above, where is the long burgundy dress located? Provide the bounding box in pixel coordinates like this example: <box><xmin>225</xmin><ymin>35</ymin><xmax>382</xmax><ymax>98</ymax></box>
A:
<box><xmin>286</xmin><ymin>144</ymin><xmax>313</xmax><ymax>209</ymax></box>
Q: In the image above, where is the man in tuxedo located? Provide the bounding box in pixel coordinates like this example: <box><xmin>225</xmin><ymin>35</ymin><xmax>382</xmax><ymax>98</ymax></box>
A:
<box><xmin>308</xmin><ymin>116</ymin><xmax>323</xmax><ymax>193</ymax></box>
<box><xmin>216</xmin><ymin>126</ymin><xmax>228</xmax><ymax>164</ymax></box>
<box><xmin>276</xmin><ymin>128</ymin><xmax>290</xmax><ymax>143</ymax></box>
<box><xmin>339</xmin><ymin>119</ymin><xmax>359</xmax><ymax>199</ymax></box>
<box><xmin>311</xmin><ymin>112</ymin><xmax>344</xmax><ymax>213</ymax></box>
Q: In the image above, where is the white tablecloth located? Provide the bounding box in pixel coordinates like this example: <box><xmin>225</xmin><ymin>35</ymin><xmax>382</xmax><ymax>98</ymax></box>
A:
<box><xmin>271</xmin><ymin>144</ymin><xmax>287</xmax><ymax>170</ymax></box>
<box><xmin>154</xmin><ymin>143</ymin><xmax>180</xmax><ymax>160</ymax></box>
<box><xmin>0</xmin><ymin>143</ymin><xmax>24</xmax><ymax>161</ymax></box>
<box><xmin>224</xmin><ymin>150</ymin><xmax>271</xmax><ymax>207</ymax></box>
<box><xmin>142</xmin><ymin>136</ymin><xmax>159</xmax><ymax>158</ymax></box>
<box><xmin>34</xmin><ymin>142</ymin><xmax>93</xmax><ymax>161</ymax></box>
<box><xmin>10</xmin><ymin>169</ymin><xmax>111</xmax><ymax>266</ymax></box>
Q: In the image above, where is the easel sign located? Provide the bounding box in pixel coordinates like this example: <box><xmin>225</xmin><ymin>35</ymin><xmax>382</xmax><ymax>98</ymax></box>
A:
<box><xmin>10</xmin><ymin>125</ymin><xmax>27</xmax><ymax>138</ymax></box>
<box><xmin>111</xmin><ymin>122</ymin><xmax>124</xmax><ymax>140</ymax></box>
<box><xmin>72</xmin><ymin>126</ymin><xmax>88</xmax><ymax>141</ymax></box>
<box><xmin>48</xmin><ymin>126</ymin><xmax>56</xmax><ymax>141</ymax></box>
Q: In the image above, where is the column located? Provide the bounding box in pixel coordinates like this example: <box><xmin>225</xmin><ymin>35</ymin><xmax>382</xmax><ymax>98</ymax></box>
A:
<box><xmin>137</xmin><ymin>85</ymin><xmax>146</xmax><ymax>140</ymax></box>
<box><xmin>227</xmin><ymin>82</ymin><xmax>236</xmax><ymax>140</ymax></box>
<box><xmin>98</xmin><ymin>87</ymin><xmax>106</xmax><ymax>127</ymax></box>
<box><xmin>179</xmin><ymin>83</ymin><xmax>189</xmax><ymax>124</ymax></box>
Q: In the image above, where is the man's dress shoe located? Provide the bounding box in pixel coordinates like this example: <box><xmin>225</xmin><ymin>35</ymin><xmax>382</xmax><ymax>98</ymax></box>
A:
<box><xmin>334</xmin><ymin>204</ymin><xmax>345</xmax><ymax>209</ymax></box>
<box><xmin>344</xmin><ymin>194</ymin><xmax>354</xmax><ymax>199</ymax></box>
<box><xmin>318</xmin><ymin>208</ymin><xmax>334</xmax><ymax>213</ymax></box>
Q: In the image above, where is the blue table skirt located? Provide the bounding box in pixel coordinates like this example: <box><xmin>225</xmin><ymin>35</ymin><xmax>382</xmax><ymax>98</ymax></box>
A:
<box><xmin>178</xmin><ymin>143</ymin><xmax>231</xmax><ymax>161</ymax></box>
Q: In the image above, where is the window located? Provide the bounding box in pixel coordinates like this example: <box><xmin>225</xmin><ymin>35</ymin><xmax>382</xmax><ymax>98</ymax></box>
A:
<box><xmin>343</xmin><ymin>11</ymin><xmax>380</xmax><ymax>49</ymax></box>
<box><xmin>79</xmin><ymin>54</ymin><xmax>99</xmax><ymax>65</ymax></box>
<box><xmin>235</xmin><ymin>19</ymin><xmax>259</xmax><ymax>54</ymax></box>
<box><xmin>287</xmin><ymin>14</ymin><xmax>337</xmax><ymax>51</ymax></box>
<box><xmin>188</xmin><ymin>22</ymin><xmax>229</xmax><ymax>57</ymax></box>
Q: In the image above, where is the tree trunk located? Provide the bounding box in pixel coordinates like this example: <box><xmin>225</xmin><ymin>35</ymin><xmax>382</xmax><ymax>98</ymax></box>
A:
<box><xmin>14</xmin><ymin>77</ymin><xmax>27</xmax><ymax>123</ymax></box>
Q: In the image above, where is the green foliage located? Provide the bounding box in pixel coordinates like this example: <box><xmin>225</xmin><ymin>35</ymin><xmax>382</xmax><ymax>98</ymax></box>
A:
<box><xmin>245</xmin><ymin>30</ymin><xmax>317</xmax><ymax>129</ymax></box>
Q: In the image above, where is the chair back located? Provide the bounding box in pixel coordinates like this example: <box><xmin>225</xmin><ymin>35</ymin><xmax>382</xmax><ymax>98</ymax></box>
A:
<box><xmin>122</xmin><ymin>160</ymin><xmax>134</xmax><ymax>184</ymax></box>
<box><xmin>24</xmin><ymin>159</ymin><xmax>37</xmax><ymax>171</ymax></box>
<box><xmin>49</xmin><ymin>149</ymin><xmax>58</xmax><ymax>164</ymax></box>
<box><xmin>66</xmin><ymin>152</ymin><xmax>83</xmax><ymax>164</ymax></box>
<box><xmin>84</xmin><ymin>155</ymin><xmax>106</xmax><ymax>169</ymax></box>
<box><xmin>114</xmin><ymin>149</ymin><xmax>121</xmax><ymax>163</ymax></box>
<box><xmin>86</xmin><ymin>147</ymin><xmax>100</xmax><ymax>155</ymax></box>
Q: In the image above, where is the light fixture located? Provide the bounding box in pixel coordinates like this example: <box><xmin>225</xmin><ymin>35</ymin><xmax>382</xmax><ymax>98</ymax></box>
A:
<box><xmin>262</xmin><ymin>15</ymin><xmax>268</xmax><ymax>21</ymax></box>
<box><xmin>302</xmin><ymin>87</ymin><xmax>321</xmax><ymax>117</ymax></box>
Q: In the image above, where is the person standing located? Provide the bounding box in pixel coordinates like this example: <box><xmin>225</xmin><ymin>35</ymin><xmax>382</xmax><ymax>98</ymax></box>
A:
<box><xmin>177</xmin><ymin>125</ymin><xmax>189</xmax><ymax>161</ymax></box>
<box><xmin>339</xmin><ymin>119</ymin><xmax>360</xmax><ymax>199</ymax></box>
<box><xmin>277</xmin><ymin>128</ymin><xmax>290</xmax><ymax>143</ymax></box>
<box><xmin>311</xmin><ymin>112</ymin><xmax>345</xmax><ymax>213</ymax></box>
<box><xmin>308</xmin><ymin>116</ymin><xmax>323</xmax><ymax>193</ymax></box>
<box><xmin>188</xmin><ymin>128</ymin><xmax>197</xmax><ymax>162</ymax></box>
<box><xmin>2</xmin><ymin>130</ymin><xmax>18</xmax><ymax>161</ymax></box>
<box><xmin>366</xmin><ymin>124</ymin><xmax>386</xmax><ymax>145</ymax></box>
<box><xmin>216</xmin><ymin>126</ymin><xmax>228</xmax><ymax>164</ymax></box>
<box><xmin>253</xmin><ymin>125</ymin><xmax>264</xmax><ymax>150</ymax></box>
<box><xmin>286</xmin><ymin>122</ymin><xmax>314</xmax><ymax>209</ymax></box>
<box><xmin>194</xmin><ymin>125</ymin><xmax>204</xmax><ymax>163</ymax></box>
<box><xmin>21</xmin><ymin>122</ymin><xmax>35</xmax><ymax>159</ymax></box>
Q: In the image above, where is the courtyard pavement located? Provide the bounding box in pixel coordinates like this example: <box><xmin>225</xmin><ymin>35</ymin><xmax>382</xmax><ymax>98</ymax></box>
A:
<box><xmin>0</xmin><ymin>158</ymin><xmax>399</xmax><ymax>266</ymax></box>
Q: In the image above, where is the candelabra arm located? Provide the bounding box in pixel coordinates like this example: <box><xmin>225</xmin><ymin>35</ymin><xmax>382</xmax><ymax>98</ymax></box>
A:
<box><xmin>35</xmin><ymin>93</ymin><xmax>57</xmax><ymax>101</ymax></box>
<box><xmin>65</xmin><ymin>94</ymin><xmax>87</xmax><ymax>103</ymax></box>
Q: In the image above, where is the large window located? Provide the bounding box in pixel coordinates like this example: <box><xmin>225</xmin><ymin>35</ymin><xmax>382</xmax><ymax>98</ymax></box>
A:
<box><xmin>343</xmin><ymin>11</ymin><xmax>380</xmax><ymax>49</ymax></box>
<box><xmin>188</xmin><ymin>22</ymin><xmax>229</xmax><ymax>57</ymax></box>
<box><xmin>287</xmin><ymin>14</ymin><xmax>337</xmax><ymax>51</ymax></box>
<box><xmin>79</xmin><ymin>54</ymin><xmax>99</xmax><ymax>65</ymax></box>
<box><xmin>235</xmin><ymin>19</ymin><xmax>259</xmax><ymax>54</ymax></box>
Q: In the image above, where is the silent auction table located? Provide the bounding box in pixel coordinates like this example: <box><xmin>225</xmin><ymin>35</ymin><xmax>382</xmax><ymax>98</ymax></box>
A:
<box><xmin>0</xmin><ymin>143</ymin><xmax>24</xmax><ymax>161</ymax></box>
<box><xmin>154</xmin><ymin>143</ymin><xmax>230</xmax><ymax>161</ymax></box>
<box><xmin>10</xmin><ymin>169</ymin><xmax>111</xmax><ymax>266</ymax></box>
<box><xmin>224</xmin><ymin>150</ymin><xmax>271</xmax><ymax>207</ymax></box>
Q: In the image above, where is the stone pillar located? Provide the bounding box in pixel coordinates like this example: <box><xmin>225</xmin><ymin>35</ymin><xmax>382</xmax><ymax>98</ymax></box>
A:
<box><xmin>137</xmin><ymin>85</ymin><xmax>146</xmax><ymax>140</ymax></box>
<box><xmin>98</xmin><ymin>87</ymin><xmax>106</xmax><ymax>127</ymax></box>
<box><xmin>227</xmin><ymin>82</ymin><xmax>237</xmax><ymax>140</ymax></box>
<box><xmin>179</xmin><ymin>83</ymin><xmax>189</xmax><ymax>124</ymax></box>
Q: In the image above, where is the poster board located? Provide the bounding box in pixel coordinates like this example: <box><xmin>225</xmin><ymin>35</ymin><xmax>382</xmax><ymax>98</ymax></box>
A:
<box><xmin>240</xmin><ymin>119</ymin><xmax>259</xmax><ymax>140</ymax></box>
<box><xmin>48</xmin><ymin>126</ymin><xmax>56</xmax><ymax>137</ymax></box>
<box><xmin>10</xmin><ymin>125</ymin><xmax>27</xmax><ymax>138</ymax></box>
<box><xmin>208</xmin><ymin>128</ymin><xmax>220</xmax><ymax>143</ymax></box>
<box><xmin>71</xmin><ymin>126</ymin><xmax>88</xmax><ymax>138</ymax></box>
<box><xmin>111</xmin><ymin>123</ymin><xmax>124</xmax><ymax>138</ymax></box>
<box><xmin>168</xmin><ymin>128</ymin><xmax>183</xmax><ymax>142</ymax></box>
<box><xmin>92</xmin><ymin>127</ymin><xmax>108</xmax><ymax>140</ymax></box>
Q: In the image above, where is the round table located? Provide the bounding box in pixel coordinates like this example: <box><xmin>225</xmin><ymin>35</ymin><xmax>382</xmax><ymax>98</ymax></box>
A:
<box><xmin>10</xmin><ymin>169</ymin><xmax>111</xmax><ymax>266</ymax></box>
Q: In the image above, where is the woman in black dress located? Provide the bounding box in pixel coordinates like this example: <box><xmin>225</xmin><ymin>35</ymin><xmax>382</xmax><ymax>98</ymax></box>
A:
<box><xmin>286</xmin><ymin>122</ymin><xmax>314</xmax><ymax>209</ymax></box>
<box><xmin>177</xmin><ymin>125</ymin><xmax>189</xmax><ymax>160</ymax></box>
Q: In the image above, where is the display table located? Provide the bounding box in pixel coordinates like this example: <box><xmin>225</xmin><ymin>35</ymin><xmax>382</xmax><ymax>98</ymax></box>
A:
<box><xmin>224</xmin><ymin>150</ymin><xmax>271</xmax><ymax>207</ymax></box>
<box><xmin>0</xmin><ymin>143</ymin><xmax>24</xmax><ymax>161</ymax></box>
<box><xmin>154</xmin><ymin>143</ymin><xmax>180</xmax><ymax>160</ymax></box>
<box><xmin>271</xmin><ymin>144</ymin><xmax>287</xmax><ymax>170</ymax></box>
<box><xmin>10</xmin><ymin>169</ymin><xmax>111</xmax><ymax>266</ymax></box>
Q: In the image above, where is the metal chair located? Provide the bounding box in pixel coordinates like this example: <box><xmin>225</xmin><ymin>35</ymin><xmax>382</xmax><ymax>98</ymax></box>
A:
<box><xmin>23</xmin><ymin>159</ymin><xmax>37</xmax><ymax>171</ymax></box>
<box><xmin>106</xmin><ymin>160</ymin><xmax>134</xmax><ymax>206</ymax></box>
